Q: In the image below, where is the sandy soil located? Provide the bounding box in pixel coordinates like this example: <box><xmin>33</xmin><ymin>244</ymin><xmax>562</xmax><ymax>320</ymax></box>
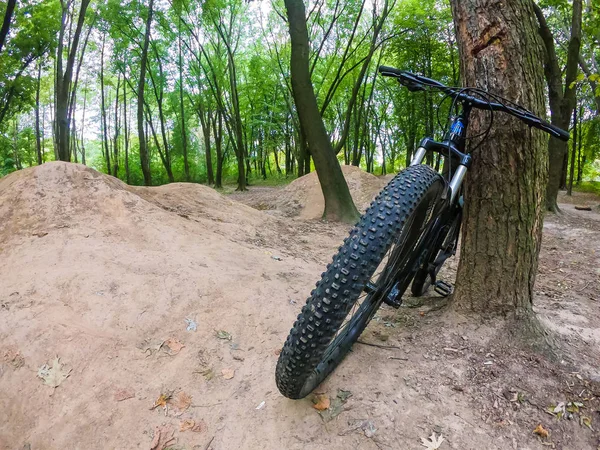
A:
<box><xmin>1</xmin><ymin>162</ymin><xmax>599</xmax><ymax>450</ymax></box>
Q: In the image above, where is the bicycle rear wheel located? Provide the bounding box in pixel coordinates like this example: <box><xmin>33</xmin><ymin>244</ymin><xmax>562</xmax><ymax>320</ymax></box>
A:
<box><xmin>275</xmin><ymin>165</ymin><xmax>446</xmax><ymax>399</ymax></box>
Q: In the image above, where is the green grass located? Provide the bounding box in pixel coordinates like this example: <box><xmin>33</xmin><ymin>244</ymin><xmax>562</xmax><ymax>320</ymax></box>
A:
<box><xmin>573</xmin><ymin>181</ymin><xmax>600</xmax><ymax>196</ymax></box>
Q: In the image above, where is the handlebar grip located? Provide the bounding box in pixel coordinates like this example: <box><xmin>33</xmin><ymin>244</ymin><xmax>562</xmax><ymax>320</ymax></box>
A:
<box><xmin>378</xmin><ymin>66</ymin><xmax>404</xmax><ymax>77</ymax></box>
<box><xmin>539</xmin><ymin>119</ymin><xmax>570</xmax><ymax>142</ymax></box>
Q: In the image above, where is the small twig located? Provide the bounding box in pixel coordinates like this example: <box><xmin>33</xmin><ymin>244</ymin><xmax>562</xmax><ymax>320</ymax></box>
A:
<box><xmin>356</xmin><ymin>340</ymin><xmax>402</xmax><ymax>350</ymax></box>
<box><xmin>192</xmin><ymin>402</ymin><xmax>223</xmax><ymax>408</ymax></box>
<box><xmin>387</xmin><ymin>356</ymin><xmax>409</xmax><ymax>361</ymax></box>
<box><xmin>576</xmin><ymin>281</ymin><xmax>591</xmax><ymax>292</ymax></box>
<box><xmin>204</xmin><ymin>436</ymin><xmax>215</xmax><ymax>450</ymax></box>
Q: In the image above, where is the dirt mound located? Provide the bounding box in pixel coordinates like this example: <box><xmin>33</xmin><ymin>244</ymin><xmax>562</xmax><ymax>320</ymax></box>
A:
<box><xmin>0</xmin><ymin>162</ymin><xmax>327</xmax><ymax>450</ymax></box>
<box><xmin>274</xmin><ymin>165</ymin><xmax>387</xmax><ymax>219</ymax></box>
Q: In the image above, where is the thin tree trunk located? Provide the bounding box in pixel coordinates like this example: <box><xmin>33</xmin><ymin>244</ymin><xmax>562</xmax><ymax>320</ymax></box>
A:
<box><xmin>80</xmin><ymin>79</ymin><xmax>87</xmax><ymax>165</ymax></box>
<box><xmin>138</xmin><ymin>0</ymin><xmax>154</xmax><ymax>185</ymax></box>
<box><xmin>178</xmin><ymin>19</ymin><xmax>190</xmax><ymax>181</ymax></box>
<box><xmin>100</xmin><ymin>35</ymin><xmax>111</xmax><ymax>174</ymax></box>
<box><xmin>55</xmin><ymin>0</ymin><xmax>91</xmax><ymax>162</ymax></box>
<box><xmin>123</xmin><ymin>75</ymin><xmax>130</xmax><ymax>183</ymax></box>
<box><xmin>113</xmin><ymin>74</ymin><xmax>121</xmax><ymax>177</ymax></box>
<box><xmin>35</xmin><ymin>60</ymin><xmax>43</xmax><ymax>165</ymax></box>
<box><xmin>567</xmin><ymin>105</ymin><xmax>577</xmax><ymax>196</ymax></box>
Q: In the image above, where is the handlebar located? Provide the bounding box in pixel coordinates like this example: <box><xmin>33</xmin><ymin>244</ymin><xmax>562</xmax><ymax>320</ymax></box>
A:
<box><xmin>378</xmin><ymin>66</ymin><xmax>570</xmax><ymax>142</ymax></box>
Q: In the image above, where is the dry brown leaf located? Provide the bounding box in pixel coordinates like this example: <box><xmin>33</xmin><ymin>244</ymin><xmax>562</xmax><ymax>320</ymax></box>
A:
<box><xmin>114</xmin><ymin>388</ymin><xmax>135</xmax><ymax>402</ymax></box>
<box><xmin>533</xmin><ymin>423</ymin><xmax>549</xmax><ymax>439</ymax></box>
<box><xmin>180</xmin><ymin>419</ymin><xmax>195</xmax><ymax>432</ymax></box>
<box><xmin>164</xmin><ymin>338</ymin><xmax>185</xmax><ymax>355</ymax></box>
<box><xmin>312</xmin><ymin>393</ymin><xmax>330</xmax><ymax>411</ymax></box>
<box><xmin>170</xmin><ymin>391</ymin><xmax>192</xmax><ymax>411</ymax></box>
<box><xmin>151</xmin><ymin>393</ymin><xmax>172</xmax><ymax>410</ymax></box>
<box><xmin>221</xmin><ymin>368</ymin><xmax>235</xmax><ymax>380</ymax></box>
<box><xmin>180</xmin><ymin>418</ymin><xmax>208</xmax><ymax>433</ymax></box>
<box><xmin>150</xmin><ymin>424</ymin><xmax>175</xmax><ymax>450</ymax></box>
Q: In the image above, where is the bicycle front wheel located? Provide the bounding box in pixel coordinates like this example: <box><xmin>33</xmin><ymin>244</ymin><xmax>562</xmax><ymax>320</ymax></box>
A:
<box><xmin>275</xmin><ymin>164</ymin><xmax>446</xmax><ymax>399</ymax></box>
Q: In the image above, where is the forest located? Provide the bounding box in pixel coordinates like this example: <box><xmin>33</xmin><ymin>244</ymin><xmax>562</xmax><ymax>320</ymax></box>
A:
<box><xmin>0</xmin><ymin>0</ymin><xmax>598</xmax><ymax>202</ymax></box>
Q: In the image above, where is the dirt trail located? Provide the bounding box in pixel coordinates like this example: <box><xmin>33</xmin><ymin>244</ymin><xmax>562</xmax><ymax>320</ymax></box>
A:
<box><xmin>1</xmin><ymin>163</ymin><xmax>599</xmax><ymax>450</ymax></box>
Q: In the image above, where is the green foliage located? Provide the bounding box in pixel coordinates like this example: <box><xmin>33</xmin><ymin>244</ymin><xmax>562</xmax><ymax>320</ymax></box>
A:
<box><xmin>0</xmin><ymin>0</ymin><xmax>598</xmax><ymax>190</ymax></box>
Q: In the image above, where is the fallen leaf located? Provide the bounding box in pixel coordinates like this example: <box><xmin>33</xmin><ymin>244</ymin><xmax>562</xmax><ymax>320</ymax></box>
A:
<box><xmin>163</xmin><ymin>338</ymin><xmax>184</xmax><ymax>355</ymax></box>
<box><xmin>533</xmin><ymin>423</ymin><xmax>549</xmax><ymax>439</ymax></box>
<box><xmin>150</xmin><ymin>424</ymin><xmax>175</xmax><ymax>450</ymax></box>
<box><xmin>312</xmin><ymin>393</ymin><xmax>330</xmax><ymax>411</ymax></box>
<box><xmin>2</xmin><ymin>348</ymin><xmax>24</xmax><ymax>369</ymax></box>
<box><xmin>319</xmin><ymin>389</ymin><xmax>353</xmax><ymax>423</ymax></box>
<box><xmin>216</xmin><ymin>330</ymin><xmax>232</xmax><ymax>341</ymax></box>
<box><xmin>421</xmin><ymin>433</ymin><xmax>445</xmax><ymax>449</ymax></box>
<box><xmin>37</xmin><ymin>356</ymin><xmax>72</xmax><ymax>388</ymax></box>
<box><xmin>222</xmin><ymin>368</ymin><xmax>235</xmax><ymax>380</ymax></box>
<box><xmin>170</xmin><ymin>391</ymin><xmax>192</xmax><ymax>411</ymax></box>
<box><xmin>114</xmin><ymin>388</ymin><xmax>135</xmax><ymax>402</ymax></box>
<box><xmin>580</xmin><ymin>416</ymin><xmax>593</xmax><ymax>431</ymax></box>
<box><xmin>200</xmin><ymin>368</ymin><xmax>214</xmax><ymax>381</ymax></box>
<box><xmin>137</xmin><ymin>339</ymin><xmax>165</xmax><ymax>356</ymax></box>
<box><xmin>180</xmin><ymin>419</ymin><xmax>195</xmax><ymax>432</ymax></box>
<box><xmin>151</xmin><ymin>392</ymin><xmax>172</xmax><ymax>410</ymax></box>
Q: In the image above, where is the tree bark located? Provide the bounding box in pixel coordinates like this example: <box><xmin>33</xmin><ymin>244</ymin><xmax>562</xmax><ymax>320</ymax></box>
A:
<box><xmin>137</xmin><ymin>0</ymin><xmax>153</xmax><ymax>185</ymax></box>
<box><xmin>285</xmin><ymin>0</ymin><xmax>359</xmax><ymax>223</ymax></box>
<box><xmin>449</xmin><ymin>0</ymin><xmax>548</xmax><ymax>329</ymax></box>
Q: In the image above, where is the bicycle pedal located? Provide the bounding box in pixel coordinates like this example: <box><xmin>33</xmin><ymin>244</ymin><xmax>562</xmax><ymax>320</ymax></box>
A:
<box><xmin>383</xmin><ymin>282</ymin><xmax>403</xmax><ymax>309</ymax></box>
<box><xmin>434</xmin><ymin>280</ymin><xmax>453</xmax><ymax>297</ymax></box>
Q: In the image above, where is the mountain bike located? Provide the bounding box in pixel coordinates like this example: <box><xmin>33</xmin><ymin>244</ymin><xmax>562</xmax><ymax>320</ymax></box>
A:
<box><xmin>275</xmin><ymin>66</ymin><xmax>570</xmax><ymax>399</ymax></box>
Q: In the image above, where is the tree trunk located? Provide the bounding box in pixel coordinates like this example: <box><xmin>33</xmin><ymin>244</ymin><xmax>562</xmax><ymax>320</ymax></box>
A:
<box><xmin>55</xmin><ymin>0</ymin><xmax>90</xmax><ymax>162</ymax></box>
<box><xmin>113</xmin><ymin>74</ymin><xmax>121</xmax><ymax>177</ymax></box>
<box><xmin>100</xmin><ymin>36</ymin><xmax>111</xmax><ymax>174</ymax></box>
<box><xmin>449</xmin><ymin>0</ymin><xmax>548</xmax><ymax>329</ymax></box>
<box><xmin>212</xmin><ymin>109</ymin><xmax>224</xmax><ymax>188</ymax></box>
<box><xmin>35</xmin><ymin>60</ymin><xmax>43</xmax><ymax>165</ymax></box>
<box><xmin>0</xmin><ymin>0</ymin><xmax>17</xmax><ymax>54</ymax></box>
<box><xmin>285</xmin><ymin>0</ymin><xmax>359</xmax><ymax>223</ymax></box>
<box><xmin>137</xmin><ymin>0</ymin><xmax>153</xmax><ymax>186</ymax></box>
<box><xmin>533</xmin><ymin>1</ymin><xmax>582</xmax><ymax>212</ymax></box>
<box><xmin>80</xmin><ymin>80</ymin><xmax>87</xmax><ymax>165</ymax></box>
<box><xmin>123</xmin><ymin>76</ymin><xmax>130</xmax><ymax>183</ymax></box>
<box><xmin>178</xmin><ymin>21</ymin><xmax>190</xmax><ymax>182</ymax></box>
<box><xmin>567</xmin><ymin>106</ymin><xmax>577</xmax><ymax>196</ymax></box>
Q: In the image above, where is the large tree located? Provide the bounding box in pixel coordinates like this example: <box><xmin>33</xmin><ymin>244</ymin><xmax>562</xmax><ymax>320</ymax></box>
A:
<box><xmin>284</xmin><ymin>0</ymin><xmax>359</xmax><ymax>223</ymax></box>
<box><xmin>449</xmin><ymin>0</ymin><xmax>548</xmax><ymax>332</ymax></box>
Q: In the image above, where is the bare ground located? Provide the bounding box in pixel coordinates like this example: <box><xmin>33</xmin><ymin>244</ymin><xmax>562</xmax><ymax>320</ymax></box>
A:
<box><xmin>1</xmin><ymin>163</ymin><xmax>599</xmax><ymax>450</ymax></box>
